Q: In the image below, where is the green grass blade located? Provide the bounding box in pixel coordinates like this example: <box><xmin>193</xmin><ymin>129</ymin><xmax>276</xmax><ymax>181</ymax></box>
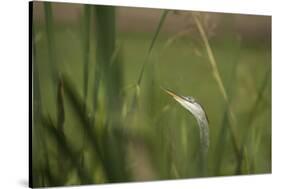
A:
<box><xmin>137</xmin><ymin>10</ymin><xmax>169</xmax><ymax>85</ymax></box>
<box><xmin>236</xmin><ymin>69</ymin><xmax>271</xmax><ymax>174</ymax></box>
<box><xmin>93</xmin><ymin>5</ymin><xmax>116</xmax><ymax>114</ymax></box>
<box><xmin>79</xmin><ymin>4</ymin><xmax>92</xmax><ymax>169</ymax></box>
<box><xmin>213</xmin><ymin>41</ymin><xmax>241</xmax><ymax>174</ymax></box>
<box><xmin>83</xmin><ymin>5</ymin><xmax>91</xmax><ymax>103</ymax></box>
<box><xmin>244</xmin><ymin>68</ymin><xmax>271</xmax><ymax>131</ymax></box>
<box><xmin>94</xmin><ymin>5</ymin><xmax>124</xmax><ymax>115</ymax></box>
<box><xmin>32</xmin><ymin>18</ymin><xmax>41</xmax><ymax>120</ymax></box>
<box><xmin>56</xmin><ymin>77</ymin><xmax>65</xmax><ymax>132</ymax></box>
<box><xmin>40</xmin><ymin>115</ymin><xmax>93</xmax><ymax>184</ymax></box>
<box><xmin>44</xmin><ymin>2</ymin><xmax>57</xmax><ymax>82</ymax></box>
<box><xmin>192</xmin><ymin>13</ymin><xmax>241</xmax><ymax>161</ymax></box>
<box><xmin>32</xmin><ymin>17</ymin><xmax>52</xmax><ymax>187</ymax></box>
<box><xmin>62</xmin><ymin>75</ymin><xmax>114</xmax><ymax>181</ymax></box>
<box><xmin>128</xmin><ymin>10</ymin><xmax>169</xmax><ymax>115</ymax></box>
<box><xmin>94</xmin><ymin>6</ymin><xmax>131</xmax><ymax>182</ymax></box>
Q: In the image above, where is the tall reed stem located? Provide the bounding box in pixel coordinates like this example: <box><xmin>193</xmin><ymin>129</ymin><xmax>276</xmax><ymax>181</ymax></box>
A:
<box><xmin>44</xmin><ymin>2</ymin><xmax>57</xmax><ymax>82</ymax></box>
<box><xmin>192</xmin><ymin>13</ymin><xmax>241</xmax><ymax>160</ymax></box>
<box><xmin>83</xmin><ymin>5</ymin><xmax>91</xmax><ymax>105</ymax></box>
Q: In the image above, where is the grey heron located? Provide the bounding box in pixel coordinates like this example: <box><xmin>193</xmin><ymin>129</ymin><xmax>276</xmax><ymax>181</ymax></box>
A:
<box><xmin>162</xmin><ymin>88</ymin><xmax>209</xmax><ymax>175</ymax></box>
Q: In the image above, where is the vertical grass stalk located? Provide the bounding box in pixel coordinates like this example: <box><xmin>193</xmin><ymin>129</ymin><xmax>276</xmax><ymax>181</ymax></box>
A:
<box><xmin>192</xmin><ymin>13</ymin><xmax>240</xmax><ymax>159</ymax></box>
<box><xmin>137</xmin><ymin>10</ymin><xmax>169</xmax><ymax>85</ymax></box>
<box><xmin>237</xmin><ymin>68</ymin><xmax>271</xmax><ymax>173</ymax></box>
<box><xmin>213</xmin><ymin>42</ymin><xmax>241</xmax><ymax>174</ymax></box>
<box><xmin>44</xmin><ymin>2</ymin><xmax>58</xmax><ymax>82</ymax></box>
<box><xmin>129</xmin><ymin>10</ymin><xmax>169</xmax><ymax>113</ymax></box>
<box><xmin>32</xmin><ymin>10</ymin><xmax>53</xmax><ymax>186</ymax></box>
<box><xmin>94</xmin><ymin>5</ymin><xmax>128</xmax><ymax>182</ymax></box>
<box><xmin>83</xmin><ymin>5</ymin><xmax>91</xmax><ymax>103</ymax></box>
<box><xmin>79</xmin><ymin>4</ymin><xmax>91</xmax><ymax>168</ymax></box>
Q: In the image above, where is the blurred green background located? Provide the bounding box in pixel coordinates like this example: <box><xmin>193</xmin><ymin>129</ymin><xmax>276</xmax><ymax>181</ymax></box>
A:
<box><xmin>31</xmin><ymin>1</ymin><xmax>271</xmax><ymax>187</ymax></box>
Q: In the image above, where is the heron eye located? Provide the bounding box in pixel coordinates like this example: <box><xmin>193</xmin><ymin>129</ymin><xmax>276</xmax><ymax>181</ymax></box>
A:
<box><xmin>186</xmin><ymin>96</ymin><xmax>195</xmax><ymax>103</ymax></box>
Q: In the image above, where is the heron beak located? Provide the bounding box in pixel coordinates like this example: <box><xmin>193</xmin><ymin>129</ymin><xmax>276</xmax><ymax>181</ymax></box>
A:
<box><xmin>161</xmin><ymin>88</ymin><xmax>186</xmax><ymax>102</ymax></box>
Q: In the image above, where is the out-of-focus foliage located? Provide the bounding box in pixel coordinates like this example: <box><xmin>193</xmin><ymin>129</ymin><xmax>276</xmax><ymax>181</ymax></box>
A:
<box><xmin>31</xmin><ymin>2</ymin><xmax>271</xmax><ymax>187</ymax></box>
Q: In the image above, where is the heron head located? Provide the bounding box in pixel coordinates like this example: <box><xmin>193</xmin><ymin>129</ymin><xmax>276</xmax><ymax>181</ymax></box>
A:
<box><xmin>163</xmin><ymin>88</ymin><xmax>208</xmax><ymax>123</ymax></box>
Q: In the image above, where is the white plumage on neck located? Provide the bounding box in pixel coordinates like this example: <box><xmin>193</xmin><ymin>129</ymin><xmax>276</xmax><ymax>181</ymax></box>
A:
<box><xmin>163</xmin><ymin>88</ymin><xmax>209</xmax><ymax>157</ymax></box>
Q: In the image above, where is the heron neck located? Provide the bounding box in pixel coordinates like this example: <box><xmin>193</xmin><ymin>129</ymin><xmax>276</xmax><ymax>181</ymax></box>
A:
<box><xmin>196</xmin><ymin>117</ymin><xmax>209</xmax><ymax>176</ymax></box>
